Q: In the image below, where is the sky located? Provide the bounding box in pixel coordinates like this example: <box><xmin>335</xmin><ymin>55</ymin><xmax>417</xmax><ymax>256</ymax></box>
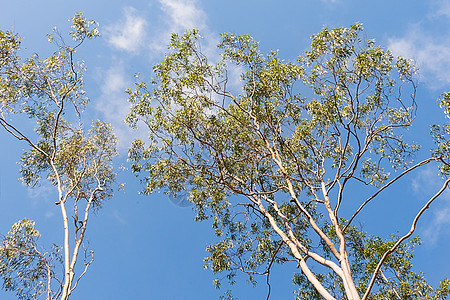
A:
<box><xmin>0</xmin><ymin>0</ymin><xmax>450</xmax><ymax>299</ymax></box>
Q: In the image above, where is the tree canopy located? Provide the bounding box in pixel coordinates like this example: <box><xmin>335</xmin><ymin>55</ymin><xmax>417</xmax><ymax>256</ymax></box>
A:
<box><xmin>1</xmin><ymin>12</ymin><xmax>449</xmax><ymax>300</ymax></box>
<box><xmin>0</xmin><ymin>14</ymin><xmax>117</xmax><ymax>300</ymax></box>
<box><xmin>126</xmin><ymin>24</ymin><xmax>450</xmax><ymax>299</ymax></box>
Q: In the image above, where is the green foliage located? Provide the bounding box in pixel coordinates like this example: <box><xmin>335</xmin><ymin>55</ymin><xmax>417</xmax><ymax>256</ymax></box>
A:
<box><xmin>19</xmin><ymin>120</ymin><xmax>117</xmax><ymax>208</ymax></box>
<box><xmin>431</xmin><ymin>92</ymin><xmax>450</xmax><ymax>175</ymax></box>
<box><xmin>70</xmin><ymin>12</ymin><xmax>100</xmax><ymax>41</ymax></box>
<box><xmin>1</xmin><ymin>13</ymin><xmax>116</xmax><ymax>204</ymax></box>
<box><xmin>0</xmin><ymin>219</ymin><xmax>61</xmax><ymax>300</ymax></box>
<box><xmin>0</xmin><ymin>13</ymin><xmax>117</xmax><ymax>299</ymax></box>
<box><xmin>127</xmin><ymin>24</ymin><xmax>447</xmax><ymax>298</ymax></box>
<box><xmin>294</xmin><ymin>223</ymin><xmax>450</xmax><ymax>299</ymax></box>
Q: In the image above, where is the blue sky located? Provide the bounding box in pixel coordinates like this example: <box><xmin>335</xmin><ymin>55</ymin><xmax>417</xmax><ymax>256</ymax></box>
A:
<box><xmin>1</xmin><ymin>0</ymin><xmax>450</xmax><ymax>299</ymax></box>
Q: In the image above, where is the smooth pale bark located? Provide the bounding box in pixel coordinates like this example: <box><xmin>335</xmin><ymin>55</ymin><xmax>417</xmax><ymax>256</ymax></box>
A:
<box><xmin>321</xmin><ymin>182</ymin><xmax>361</xmax><ymax>300</ymax></box>
<box><xmin>51</xmin><ymin>158</ymin><xmax>73</xmax><ymax>300</ymax></box>
<box><xmin>255</xmin><ymin>120</ymin><xmax>363</xmax><ymax>299</ymax></box>
<box><xmin>59</xmin><ymin>201</ymin><xmax>72</xmax><ymax>300</ymax></box>
<box><xmin>256</xmin><ymin>200</ymin><xmax>337</xmax><ymax>300</ymax></box>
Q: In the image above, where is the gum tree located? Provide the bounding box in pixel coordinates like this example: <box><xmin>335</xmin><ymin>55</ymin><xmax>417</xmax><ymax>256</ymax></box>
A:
<box><xmin>126</xmin><ymin>25</ymin><xmax>450</xmax><ymax>299</ymax></box>
<box><xmin>0</xmin><ymin>14</ymin><xmax>117</xmax><ymax>300</ymax></box>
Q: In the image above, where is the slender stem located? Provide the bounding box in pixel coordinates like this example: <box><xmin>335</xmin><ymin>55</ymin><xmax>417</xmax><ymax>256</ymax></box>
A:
<box><xmin>362</xmin><ymin>177</ymin><xmax>450</xmax><ymax>300</ymax></box>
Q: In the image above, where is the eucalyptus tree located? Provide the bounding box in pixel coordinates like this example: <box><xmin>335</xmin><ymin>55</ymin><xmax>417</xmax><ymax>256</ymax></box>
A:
<box><xmin>127</xmin><ymin>25</ymin><xmax>450</xmax><ymax>299</ymax></box>
<box><xmin>0</xmin><ymin>14</ymin><xmax>117</xmax><ymax>300</ymax></box>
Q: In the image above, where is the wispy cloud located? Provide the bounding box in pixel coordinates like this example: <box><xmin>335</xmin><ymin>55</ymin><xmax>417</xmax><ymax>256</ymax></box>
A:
<box><xmin>105</xmin><ymin>0</ymin><xmax>209</xmax><ymax>57</ymax></box>
<box><xmin>410</xmin><ymin>167</ymin><xmax>437</xmax><ymax>195</ymax></box>
<box><xmin>98</xmin><ymin>1</ymin><xmax>232</xmax><ymax>151</ymax></box>
<box><xmin>145</xmin><ymin>0</ymin><xmax>211</xmax><ymax>58</ymax></box>
<box><xmin>26</xmin><ymin>181</ymin><xmax>57</xmax><ymax>219</ymax></box>
<box><xmin>430</xmin><ymin>0</ymin><xmax>450</xmax><ymax>18</ymax></box>
<box><xmin>388</xmin><ymin>28</ymin><xmax>450</xmax><ymax>89</ymax></box>
<box><xmin>391</xmin><ymin>3</ymin><xmax>450</xmax><ymax>243</ymax></box>
<box><xmin>410</xmin><ymin>166</ymin><xmax>450</xmax><ymax>245</ymax></box>
<box><xmin>27</xmin><ymin>182</ymin><xmax>54</xmax><ymax>203</ymax></box>
<box><xmin>112</xmin><ymin>209</ymin><xmax>127</xmax><ymax>225</ymax></box>
<box><xmin>159</xmin><ymin>0</ymin><xmax>207</xmax><ymax>31</ymax></box>
<box><xmin>95</xmin><ymin>63</ymin><xmax>135</xmax><ymax>152</ymax></box>
<box><xmin>106</xmin><ymin>7</ymin><xmax>148</xmax><ymax>53</ymax></box>
<box><xmin>387</xmin><ymin>2</ymin><xmax>450</xmax><ymax>89</ymax></box>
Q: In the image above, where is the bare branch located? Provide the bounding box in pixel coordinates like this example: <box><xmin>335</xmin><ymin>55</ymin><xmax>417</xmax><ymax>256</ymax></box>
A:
<box><xmin>344</xmin><ymin>157</ymin><xmax>437</xmax><ymax>232</ymax></box>
<box><xmin>362</xmin><ymin>177</ymin><xmax>450</xmax><ymax>300</ymax></box>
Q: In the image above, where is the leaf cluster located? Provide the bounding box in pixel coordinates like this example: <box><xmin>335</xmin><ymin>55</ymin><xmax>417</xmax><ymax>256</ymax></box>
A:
<box><xmin>0</xmin><ymin>219</ymin><xmax>61</xmax><ymax>300</ymax></box>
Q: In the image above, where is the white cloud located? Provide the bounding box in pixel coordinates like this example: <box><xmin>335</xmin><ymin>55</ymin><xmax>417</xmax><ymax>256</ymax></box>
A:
<box><xmin>98</xmin><ymin>1</ymin><xmax>222</xmax><ymax>152</ymax></box>
<box><xmin>159</xmin><ymin>0</ymin><xmax>207</xmax><ymax>31</ymax></box>
<box><xmin>410</xmin><ymin>166</ymin><xmax>450</xmax><ymax>245</ymax></box>
<box><xmin>97</xmin><ymin>1</ymin><xmax>213</xmax><ymax>153</ymax></box>
<box><xmin>106</xmin><ymin>7</ymin><xmax>148</xmax><ymax>53</ymax></box>
<box><xmin>27</xmin><ymin>182</ymin><xmax>54</xmax><ymax>203</ymax></box>
<box><xmin>105</xmin><ymin>1</ymin><xmax>210</xmax><ymax>60</ymax></box>
<box><xmin>388</xmin><ymin>29</ymin><xmax>450</xmax><ymax>89</ymax></box>
<box><xmin>421</xmin><ymin>204</ymin><xmax>450</xmax><ymax>245</ymax></box>
<box><xmin>95</xmin><ymin>63</ymin><xmax>135</xmax><ymax>152</ymax></box>
<box><xmin>26</xmin><ymin>181</ymin><xmax>57</xmax><ymax>219</ymax></box>
<box><xmin>387</xmin><ymin>3</ymin><xmax>450</xmax><ymax>89</ymax></box>
<box><xmin>431</xmin><ymin>0</ymin><xmax>450</xmax><ymax>18</ymax></box>
<box><xmin>143</xmin><ymin>0</ymin><xmax>210</xmax><ymax>58</ymax></box>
